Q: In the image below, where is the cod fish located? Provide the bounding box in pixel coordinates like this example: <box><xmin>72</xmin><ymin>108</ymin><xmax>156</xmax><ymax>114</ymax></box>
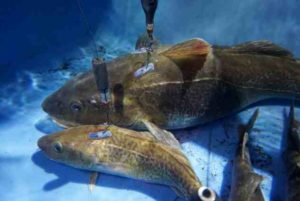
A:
<box><xmin>229</xmin><ymin>109</ymin><xmax>265</xmax><ymax>201</ymax></box>
<box><xmin>38</xmin><ymin>122</ymin><xmax>218</xmax><ymax>201</ymax></box>
<box><xmin>42</xmin><ymin>38</ymin><xmax>300</xmax><ymax>130</ymax></box>
<box><xmin>285</xmin><ymin>105</ymin><xmax>300</xmax><ymax>201</ymax></box>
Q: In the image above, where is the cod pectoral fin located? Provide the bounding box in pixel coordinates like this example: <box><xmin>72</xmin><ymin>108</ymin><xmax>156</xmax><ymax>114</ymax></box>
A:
<box><xmin>89</xmin><ymin>172</ymin><xmax>99</xmax><ymax>192</ymax></box>
<box><xmin>159</xmin><ymin>38</ymin><xmax>212</xmax><ymax>91</ymax></box>
<box><xmin>160</xmin><ymin>38</ymin><xmax>211</xmax><ymax>59</ymax></box>
<box><xmin>141</xmin><ymin>120</ymin><xmax>181</xmax><ymax>149</ymax></box>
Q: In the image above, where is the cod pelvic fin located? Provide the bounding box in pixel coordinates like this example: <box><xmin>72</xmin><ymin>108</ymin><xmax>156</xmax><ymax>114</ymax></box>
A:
<box><xmin>160</xmin><ymin>38</ymin><xmax>211</xmax><ymax>59</ymax></box>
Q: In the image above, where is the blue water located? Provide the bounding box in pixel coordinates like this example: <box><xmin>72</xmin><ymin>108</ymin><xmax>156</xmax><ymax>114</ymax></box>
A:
<box><xmin>1</xmin><ymin>1</ymin><xmax>300</xmax><ymax>201</ymax></box>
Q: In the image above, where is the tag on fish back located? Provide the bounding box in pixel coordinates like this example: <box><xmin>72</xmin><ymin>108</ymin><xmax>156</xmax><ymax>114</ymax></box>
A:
<box><xmin>134</xmin><ymin>63</ymin><xmax>155</xmax><ymax>78</ymax></box>
<box><xmin>89</xmin><ymin>130</ymin><xmax>112</xmax><ymax>139</ymax></box>
<box><xmin>161</xmin><ymin>38</ymin><xmax>211</xmax><ymax>59</ymax></box>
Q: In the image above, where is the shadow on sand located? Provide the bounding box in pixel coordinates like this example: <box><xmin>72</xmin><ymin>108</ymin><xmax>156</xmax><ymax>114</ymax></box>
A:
<box><xmin>31</xmin><ymin>151</ymin><xmax>180</xmax><ymax>201</ymax></box>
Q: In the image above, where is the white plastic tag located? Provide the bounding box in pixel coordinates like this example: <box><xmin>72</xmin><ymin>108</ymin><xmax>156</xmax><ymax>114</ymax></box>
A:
<box><xmin>89</xmin><ymin>131</ymin><xmax>112</xmax><ymax>139</ymax></box>
<box><xmin>134</xmin><ymin>63</ymin><xmax>155</xmax><ymax>78</ymax></box>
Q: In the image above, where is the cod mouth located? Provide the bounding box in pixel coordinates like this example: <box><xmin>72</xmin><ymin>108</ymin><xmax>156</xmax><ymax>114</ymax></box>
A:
<box><xmin>50</xmin><ymin>116</ymin><xmax>81</xmax><ymax>128</ymax></box>
<box><xmin>49</xmin><ymin>112</ymin><xmax>140</xmax><ymax>130</ymax></box>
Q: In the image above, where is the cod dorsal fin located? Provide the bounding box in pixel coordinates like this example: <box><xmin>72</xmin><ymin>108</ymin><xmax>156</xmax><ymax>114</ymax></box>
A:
<box><xmin>160</xmin><ymin>38</ymin><xmax>211</xmax><ymax>59</ymax></box>
<box><xmin>141</xmin><ymin>120</ymin><xmax>181</xmax><ymax>149</ymax></box>
<box><xmin>228</xmin><ymin>41</ymin><xmax>294</xmax><ymax>58</ymax></box>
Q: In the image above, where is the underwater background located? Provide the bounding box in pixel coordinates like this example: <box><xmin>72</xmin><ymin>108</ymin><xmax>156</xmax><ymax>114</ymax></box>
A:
<box><xmin>0</xmin><ymin>1</ymin><xmax>300</xmax><ymax>201</ymax></box>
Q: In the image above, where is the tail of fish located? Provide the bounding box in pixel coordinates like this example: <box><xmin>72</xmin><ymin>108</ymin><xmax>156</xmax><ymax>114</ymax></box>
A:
<box><xmin>230</xmin><ymin>109</ymin><xmax>265</xmax><ymax>201</ymax></box>
<box><xmin>237</xmin><ymin>109</ymin><xmax>259</xmax><ymax>159</ymax></box>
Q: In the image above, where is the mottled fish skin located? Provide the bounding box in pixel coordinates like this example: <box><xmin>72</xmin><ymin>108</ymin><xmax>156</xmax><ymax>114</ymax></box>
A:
<box><xmin>37</xmin><ymin>125</ymin><xmax>214</xmax><ymax>201</ymax></box>
<box><xmin>229</xmin><ymin>110</ymin><xmax>265</xmax><ymax>201</ymax></box>
<box><xmin>286</xmin><ymin>105</ymin><xmax>300</xmax><ymax>201</ymax></box>
<box><xmin>42</xmin><ymin>39</ymin><xmax>300</xmax><ymax>129</ymax></box>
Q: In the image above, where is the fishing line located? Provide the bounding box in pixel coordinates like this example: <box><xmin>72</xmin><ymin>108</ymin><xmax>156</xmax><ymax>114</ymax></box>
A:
<box><xmin>76</xmin><ymin>0</ymin><xmax>99</xmax><ymax>58</ymax></box>
<box><xmin>76</xmin><ymin>0</ymin><xmax>112</xmax><ymax>127</ymax></box>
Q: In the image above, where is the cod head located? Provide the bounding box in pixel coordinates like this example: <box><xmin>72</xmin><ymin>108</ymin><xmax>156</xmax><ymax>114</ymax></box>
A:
<box><xmin>41</xmin><ymin>53</ymin><xmax>147</xmax><ymax>128</ymax></box>
<box><xmin>42</xmin><ymin>71</ymin><xmax>112</xmax><ymax>128</ymax></box>
<box><xmin>37</xmin><ymin>125</ymin><xmax>109</xmax><ymax>169</ymax></box>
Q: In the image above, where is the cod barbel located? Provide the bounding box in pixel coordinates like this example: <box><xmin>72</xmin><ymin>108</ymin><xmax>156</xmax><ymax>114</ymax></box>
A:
<box><xmin>285</xmin><ymin>105</ymin><xmax>300</xmax><ymax>201</ymax></box>
<box><xmin>38</xmin><ymin>122</ymin><xmax>218</xmax><ymax>201</ymax></box>
<box><xmin>42</xmin><ymin>38</ymin><xmax>300</xmax><ymax>129</ymax></box>
<box><xmin>229</xmin><ymin>109</ymin><xmax>264</xmax><ymax>201</ymax></box>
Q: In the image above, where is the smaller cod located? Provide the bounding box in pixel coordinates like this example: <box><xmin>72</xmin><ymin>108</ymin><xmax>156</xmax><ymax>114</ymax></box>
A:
<box><xmin>38</xmin><ymin>122</ymin><xmax>217</xmax><ymax>201</ymax></box>
<box><xmin>286</xmin><ymin>105</ymin><xmax>300</xmax><ymax>201</ymax></box>
<box><xmin>229</xmin><ymin>109</ymin><xmax>265</xmax><ymax>201</ymax></box>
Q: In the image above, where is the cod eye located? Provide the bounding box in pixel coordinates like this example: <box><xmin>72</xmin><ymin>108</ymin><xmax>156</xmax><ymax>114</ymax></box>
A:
<box><xmin>70</xmin><ymin>101</ymin><xmax>82</xmax><ymax>112</ymax></box>
<box><xmin>52</xmin><ymin>142</ymin><xmax>63</xmax><ymax>153</ymax></box>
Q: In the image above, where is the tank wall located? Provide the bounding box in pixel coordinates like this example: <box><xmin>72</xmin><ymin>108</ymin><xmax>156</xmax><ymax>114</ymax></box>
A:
<box><xmin>1</xmin><ymin>0</ymin><xmax>300</xmax><ymax>85</ymax></box>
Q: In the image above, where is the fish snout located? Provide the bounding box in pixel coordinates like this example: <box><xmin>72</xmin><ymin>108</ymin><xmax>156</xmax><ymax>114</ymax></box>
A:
<box><xmin>42</xmin><ymin>96</ymin><xmax>53</xmax><ymax>114</ymax></box>
<box><xmin>42</xmin><ymin>95</ymin><xmax>63</xmax><ymax>115</ymax></box>
<box><xmin>38</xmin><ymin>135</ymin><xmax>52</xmax><ymax>152</ymax></box>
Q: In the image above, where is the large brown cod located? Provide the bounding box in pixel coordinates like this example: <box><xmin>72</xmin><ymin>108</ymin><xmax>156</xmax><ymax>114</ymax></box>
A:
<box><xmin>42</xmin><ymin>38</ymin><xmax>300</xmax><ymax>130</ymax></box>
